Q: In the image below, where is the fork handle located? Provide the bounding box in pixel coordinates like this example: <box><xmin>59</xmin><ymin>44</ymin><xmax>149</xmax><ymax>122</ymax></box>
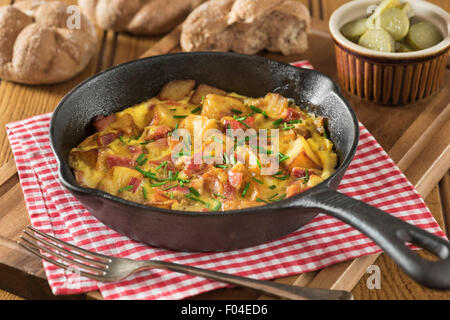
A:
<box><xmin>136</xmin><ymin>260</ymin><xmax>352</xmax><ymax>300</ymax></box>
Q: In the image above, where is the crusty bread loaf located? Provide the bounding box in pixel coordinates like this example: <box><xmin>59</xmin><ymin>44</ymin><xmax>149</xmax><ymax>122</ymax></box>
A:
<box><xmin>181</xmin><ymin>0</ymin><xmax>311</xmax><ymax>56</ymax></box>
<box><xmin>78</xmin><ymin>0</ymin><xmax>205</xmax><ymax>35</ymax></box>
<box><xmin>0</xmin><ymin>1</ymin><xmax>97</xmax><ymax>85</ymax></box>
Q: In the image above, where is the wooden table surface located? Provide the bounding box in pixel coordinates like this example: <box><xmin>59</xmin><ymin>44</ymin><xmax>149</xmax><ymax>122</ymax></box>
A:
<box><xmin>0</xmin><ymin>0</ymin><xmax>449</xmax><ymax>300</ymax></box>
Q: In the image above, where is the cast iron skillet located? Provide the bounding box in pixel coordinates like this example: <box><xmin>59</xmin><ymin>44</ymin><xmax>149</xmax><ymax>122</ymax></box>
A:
<box><xmin>50</xmin><ymin>52</ymin><xmax>450</xmax><ymax>290</ymax></box>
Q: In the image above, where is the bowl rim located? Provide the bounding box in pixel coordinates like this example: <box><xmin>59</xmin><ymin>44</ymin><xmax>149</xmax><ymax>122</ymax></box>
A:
<box><xmin>329</xmin><ymin>0</ymin><xmax>450</xmax><ymax>60</ymax></box>
<box><xmin>50</xmin><ymin>52</ymin><xmax>360</xmax><ymax>218</ymax></box>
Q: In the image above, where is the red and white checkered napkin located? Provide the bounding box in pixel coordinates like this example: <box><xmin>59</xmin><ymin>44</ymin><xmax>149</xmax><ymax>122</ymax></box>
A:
<box><xmin>6</xmin><ymin>60</ymin><xmax>445</xmax><ymax>300</ymax></box>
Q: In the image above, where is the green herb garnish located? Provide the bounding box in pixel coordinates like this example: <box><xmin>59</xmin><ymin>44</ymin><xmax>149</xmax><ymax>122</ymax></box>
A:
<box><xmin>191</xmin><ymin>107</ymin><xmax>202</xmax><ymax>114</ymax></box>
<box><xmin>252</xmin><ymin>177</ymin><xmax>263</xmax><ymax>184</ymax></box>
<box><xmin>273</xmin><ymin>118</ymin><xmax>283</xmax><ymax>126</ymax></box>
<box><xmin>231</xmin><ymin>109</ymin><xmax>242</xmax><ymax>114</ymax></box>
<box><xmin>142</xmin><ymin>186</ymin><xmax>147</xmax><ymax>200</ymax></box>
<box><xmin>242</xmin><ymin>182</ymin><xmax>250</xmax><ymax>197</ymax></box>
<box><xmin>118</xmin><ymin>185</ymin><xmax>133</xmax><ymax>192</ymax></box>
<box><xmin>189</xmin><ymin>187</ymin><xmax>200</xmax><ymax>197</ymax></box>
<box><xmin>173</xmin><ymin>115</ymin><xmax>187</xmax><ymax>119</ymax></box>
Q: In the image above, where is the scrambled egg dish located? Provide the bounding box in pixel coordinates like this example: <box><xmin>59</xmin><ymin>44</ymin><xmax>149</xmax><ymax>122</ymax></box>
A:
<box><xmin>69</xmin><ymin>80</ymin><xmax>337</xmax><ymax>211</ymax></box>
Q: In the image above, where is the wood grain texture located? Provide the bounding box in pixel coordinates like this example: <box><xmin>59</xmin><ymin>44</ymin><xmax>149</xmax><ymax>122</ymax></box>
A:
<box><xmin>352</xmin><ymin>180</ymin><xmax>450</xmax><ymax>300</ymax></box>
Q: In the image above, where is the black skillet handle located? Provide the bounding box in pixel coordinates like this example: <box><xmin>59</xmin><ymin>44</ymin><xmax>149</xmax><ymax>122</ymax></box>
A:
<box><xmin>295</xmin><ymin>187</ymin><xmax>450</xmax><ymax>290</ymax></box>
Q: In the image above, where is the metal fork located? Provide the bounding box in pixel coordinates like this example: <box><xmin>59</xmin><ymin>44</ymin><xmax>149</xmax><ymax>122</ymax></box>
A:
<box><xmin>19</xmin><ymin>226</ymin><xmax>353</xmax><ymax>300</ymax></box>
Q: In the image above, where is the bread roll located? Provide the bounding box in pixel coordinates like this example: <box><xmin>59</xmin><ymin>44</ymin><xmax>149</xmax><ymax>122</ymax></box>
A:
<box><xmin>181</xmin><ymin>0</ymin><xmax>311</xmax><ymax>56</ymax></box>
<box><xmin>0</xmin><ymin>1</ymin><xmax>97</xmax><ymax>85</ymax></box>
<box><xmin>78</xmin><ymin>0</ymin><xmax>205</xmax><ymax>35</ymax></box>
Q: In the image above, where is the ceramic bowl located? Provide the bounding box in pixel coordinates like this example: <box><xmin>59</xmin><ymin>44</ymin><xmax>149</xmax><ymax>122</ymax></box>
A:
<box><xmin>329</xmin><ymin>0</ymin><xmax>450</xmax><ymax>105</ymax></box>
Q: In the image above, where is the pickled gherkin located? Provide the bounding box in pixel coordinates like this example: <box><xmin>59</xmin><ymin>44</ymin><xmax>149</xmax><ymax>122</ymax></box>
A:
<box><xmin>407</xmin><ymin>21</ymin><xmax>443</xmax><ymax>51</ymax></box>
<box><xmin>358</xmin><ymin>29</ymin><xmax>395</xmax><ymax>52</ymax></box>
<box><xmin>340</xmin><ymin>0</ymin><xmax>443</xmax><ymax>53</ymax></box>
<box><xmin>341</xmin><ymin>18</ymin><xmax>368</xmax><ymax>42</ymax></box>
<box><xmin>380</xmin><ymin>7</ymin><xmax>409</xmax><ymax>40</ymax></box>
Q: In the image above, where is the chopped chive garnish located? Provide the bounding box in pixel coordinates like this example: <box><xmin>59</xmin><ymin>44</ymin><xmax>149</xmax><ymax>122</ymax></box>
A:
<box><xmin>269</xmin><ymin>193</ymin><xmax>279</xmax><ymax>200</ymax></box>
<box><xmin>303</xmin><ymin>168</ymin><xmax>309</xmax><ymax>184</ymax></box>
<box><xmin>256</xmin><ymin>157</ymin><xmax>262</xmax><ymax>169</ymax></box>
<box><xmin>189</xmin><ymin>187</ymin><xmax>200</xmax><ymax>197</ymax></box>
<box><xmin>168</xmin><ymin>171</ymin><xmax>173</xmax><ymax>180</ymax></box>
<box><xmin>288</xmin><ymin>119</ymin><xmax>302</xmax><ymax>124</ymax></box>
<box><xmin>212</xmin><ymin>136</ymin><xmax>223</xmax><ymax>144</ymax></box>
<box><xmin>118</xmin><ymin>185</ymin><xmax>133</xmax><ymax>192</ymax></box>
<box><xmin>278</xmin><ymin>152</ymin><xmax>289</xmax><ymax>163</ymax></box>
<box><xmin>262</xmin><ymin>111</ymin><xmax>268</xmax><ymax>118</ymax></box>
<box><xmin>213</xmin><ymin>193</ymin><xmax>226</xmax><ymax>199</ymax></box>
<box><xmin>231</xmin><ymin>109</ymin><xmax>242</xmax><ymax>114</ymax></box>
<box><xmin>269</xmin><ymin>185</ymin><xmax>277</xmax><ymax>190</ymax></box>
<box><xmin>215</xmin><ymin>164</ymin><xmax>228</xmax><ymax>169</ymax></box>
<box><xmin>135</xmin><ymin>166</ymin><xmax>159</xmax><ymax>180</ymax></box>
<box><xmin>142</xmin><ymin>186</ymin><xmax>147</xmax><ymax>200</ymax></box>
<box><xmin>184</xmin><ymin>194</ymin><xmax>206</xmax><ymax>204</ymax></box>
<box><xmin>191</xmin><ymin>107</ymin><xmax>202</xmax><ymax>114</ymax></box>
<box><xmin>156</xmin><ymin>161</ymin><xmax>167</xmax><ymax>171</ymax></box>
<box><xmin>201</xmin><ymin>96</ymin><xmax>205</xmax><ymax>104</ymax></box>
<box><xmin>169</xmin><ymin>108</ymin><xmax>176</xmax><ymax>111</ymax></box>
<box><xmin>242</xmin><ymin>182</ymin><xmax>250</xmax><ymax>197</ymax></box>
<box><xmin>162</xmin><ymin>183</ymin><xmax>178</xmax><ymax>191</ymax></box>
<box><xmin>173</xmin><ymin>115</ymin><xmax>187</xmax><ymax>119</ymax></box>
<box><xmin>118</xmin><ymin>136</ymin><xmax>126</xmax><ymax>144</ymax></box>
<box><xmin>212</xmin><ymin>201</ymin><xmax>222</xmax><ymax>211</ymax></box>
<box><xmin>250</xmin><ymin>105</ymin><xmax>263</xmax><ymax>114</ymax></box>
<box><xmin>238</xmin><ymin>119</ymin><xmax>250</xmax><ymax>128</ymax></box>
<box><xmin>136</xmin><ymin>153</ymin><xmax>146</xmax><ymax>164</ymax></box>
<box><xmin>273</xmin><ymin>118</ymin><xmax>283</xmax><ymax>126</ymax></box>
<box><xmin>140</xmin><ymin>140</ymin><xmax>153</xmax><ymax>145</ymax></box>
<box><xmin>256</xmin><ymin>197</ymin><xmax>269</xmax><ymax>204</ymax></box>
<box><xmin>273</xmin><ymin>175</ymin><xmax>290</xmax><ymax>181</ymax></box>
<box><xmin>170</xmin><ymin>192</ymin><xmax>174</xmax><ymax>200</ymax></box>
<box><xmin>177</xmin><ymin>152</ymin><xmax>191</xmax><ymax>157</ymax></box>
<box><xmin>281</xmin><ymin>122</ymin><xmax>295</xmax><ymax>130</ymax></box>
<box><xmin>277</xmin><ymin>193</ymin><xmax>287</xmax><ymax>201</ymax></box>
<box><xmin>150</xmin><ymin>182</ymin><xmax>167</xmax><ymax>187</ymax></box>
<box><xmin>252</xmin><ymin>177</ymin><xmax>263</xmax><ymax>184</ymax></box>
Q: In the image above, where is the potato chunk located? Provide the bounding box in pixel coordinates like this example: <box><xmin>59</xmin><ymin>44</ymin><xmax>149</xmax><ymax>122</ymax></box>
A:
<box><xmin>190</xmin><ymin>84</ymin><xmax>227</xmax><ymax>105</ymax></box>
<box><xmin>158</xmin><ymin>80</ymin><xmax>196</xmax><ymax>101</ymax></box>
<box><xmin>261</xmin><ymin>93</ymin><xmax>289</xmax><ymax>119</ymax></box>
<box><xmin>284</xmin><ymin>136</ymin><xmax>322</xmax><ymax>170</ymax></box>
<box><xmin>201</xmin><ymin>94</ymin><xmax>246</xmax><ymax>120</ymax></box>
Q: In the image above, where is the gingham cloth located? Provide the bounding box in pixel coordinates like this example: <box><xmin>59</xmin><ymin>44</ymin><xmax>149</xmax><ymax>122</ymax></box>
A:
<box><xmin>5</xmin><ymin>60</ymin><xmax>445</xmax><ymax>300</ymax></box>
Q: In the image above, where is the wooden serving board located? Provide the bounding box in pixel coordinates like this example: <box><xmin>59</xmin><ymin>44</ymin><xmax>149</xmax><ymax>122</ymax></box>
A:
<box><xmin>0</xmin><ymin>0</ymin><xmax>448</xmax><ymax>300</ymax></box>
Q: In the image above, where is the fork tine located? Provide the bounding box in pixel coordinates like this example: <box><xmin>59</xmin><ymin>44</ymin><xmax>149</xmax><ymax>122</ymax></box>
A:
<box><xmin>27</xmin><ymin>226</ymin><xmax>111</xmax><ymax>262</ymax></box>
<box><xmin>20</xmin><ymin>235</ymin><xmax>107</xmax><ymax>275</ymax></box>
<box><xmin>23</xmin><ymin>230</ymin><xmax>108</xmax><ymax>267</ymax></box>
<box><xmin>18</xmin><ymin>240</ymin><xmax>105</xmax><ymax>281</ymax></box>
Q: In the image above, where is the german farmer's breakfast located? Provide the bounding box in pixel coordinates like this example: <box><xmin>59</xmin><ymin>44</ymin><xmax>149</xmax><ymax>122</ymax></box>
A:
<box><xmin>69</xmin><ymin>80</ymin><xmax>337</xmax><ymax>212</ymax></box>
<box><xmin>340</xmin><ymin>0</ymin><xmax>443</xmax><ymax>52</ymax></box>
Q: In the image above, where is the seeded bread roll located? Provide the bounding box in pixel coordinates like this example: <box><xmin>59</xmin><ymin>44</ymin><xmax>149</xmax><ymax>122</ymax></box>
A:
<box><xmin>181</xmin><ymin>0</ymin><xmax>311</xmax><ymax>56</ymax></box>
<box><xmin>78</xmin><ymin>0</ymin><xmax>205</xmax><ymax>35</ymax></box>
<box><xmin>0</xmin><ymin>1</ymin><xmax>97</xmax><ymax>85</ymax></box>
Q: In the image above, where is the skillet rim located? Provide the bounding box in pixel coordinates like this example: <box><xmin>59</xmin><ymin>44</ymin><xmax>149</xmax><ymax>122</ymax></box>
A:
<box><xmin>50</xmin><ymin>51</ymin><xmax>360</xmax><ymax>217</ymax></box>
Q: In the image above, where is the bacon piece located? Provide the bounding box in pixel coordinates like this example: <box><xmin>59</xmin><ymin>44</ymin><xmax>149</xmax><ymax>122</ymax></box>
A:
<box><xmin>106</xmin><ymin>155</ymin><xmax>136</xmax><ymax>168</ymax></box>
<box><xmin>184</xmin><ymin>162</ymin><xmax>209</xmax><ymax>176</ymax></box>
<box><xmin>291</xmin><ymin>167</ymin><xmax>322</xmax><ymax>179</ymax></box>
<box><xmin>228</xmin><ymin>170</ymin><xmax>243</xmax><ymax>190</ymax></box>
<box><xmin>128</xmin><ymin>145</ymin><xmax>143</xmax><ymax>154</ymax></box>
<box><xmin>223</xmin><ymin>116</ymin><xmax>255</xmax><ymax>130</ymax></box>
<box><xmin>93</xmin><ymin>114</ymin><xmax>116</xmax><ymax>131</ymax></box>
<box><xmin>146</xmin><ymin>125</ymin><xmax>172</xmax><ymax>141</ymax></box>
<box><xmin>223</xmin><ymin>183</ymin><xmax>237</xmax><ymax>200</ymax></box>
<box><xmin>170</xmin><ymin>186</ymin><xmax>190</xmax><ymax>194</ymax></box>
<box><xmin>97</xmin><ymin>132</ymin><xmax>119</xmax><ymax>146</ymax></box>
<box><xmin>128</xmin><ymin>177</ymin><xmax>141</xmax><ymax>193</ymax></box>
<box><xmin>284</xmin><ymin>108</ymin><xmax>305</xmax><ymax>122</ymax></box>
